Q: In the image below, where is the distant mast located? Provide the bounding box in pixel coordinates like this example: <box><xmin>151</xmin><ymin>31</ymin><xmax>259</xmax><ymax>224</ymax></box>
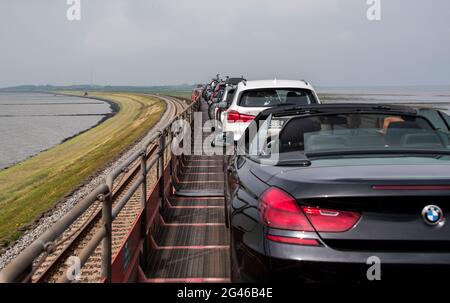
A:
<box><xmin>90</xmin><ymin>69</ymin><xmax>94</xmax><ymax>88</ymax></box>
<box><xmin>85</xmin><ymin>68</ymin><xmax>94</xmax><ymax>96</ymax></box>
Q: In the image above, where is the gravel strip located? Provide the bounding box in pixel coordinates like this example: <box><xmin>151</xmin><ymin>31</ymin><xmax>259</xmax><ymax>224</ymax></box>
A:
<box><xmin>0</xmin><ymin>94</ymin><xmax>180</xmax><ymax>270</ymax></box>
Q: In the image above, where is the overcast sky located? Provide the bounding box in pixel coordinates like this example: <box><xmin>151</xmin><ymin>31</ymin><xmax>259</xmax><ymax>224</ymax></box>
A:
<box><xmin>1</xmin><ymin>0</ymin><xmax>449</xmax><ymax>87</ymax></box>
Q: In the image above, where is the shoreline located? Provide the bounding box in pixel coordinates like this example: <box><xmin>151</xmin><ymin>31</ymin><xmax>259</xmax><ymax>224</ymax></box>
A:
<box><xmin>57</xmin><ymin>94</ymin><xmax>119</xmax><ymax>143</ymax></box>
<box><xmin>0</xmin><ymin>92</ymin><xmax>119</xmax><ymax>172</ymax></box>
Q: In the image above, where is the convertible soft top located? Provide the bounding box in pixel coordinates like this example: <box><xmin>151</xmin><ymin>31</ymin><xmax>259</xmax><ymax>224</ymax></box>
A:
<box><xmin>257</xmin><ymin>103</ymin><xmax>418</xmax><ymax>119</ymax></box>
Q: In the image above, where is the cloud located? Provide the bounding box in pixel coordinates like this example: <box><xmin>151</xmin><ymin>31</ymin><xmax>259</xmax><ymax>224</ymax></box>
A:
<box><xmin>79</xmin><ymin>3</ymin><xmax>155</xmax><ymax>56</ymax></box>
<box><xmin>0</xmin><ymin>0</ymin><xmax>449</xmax><ymax>87</ymax></box>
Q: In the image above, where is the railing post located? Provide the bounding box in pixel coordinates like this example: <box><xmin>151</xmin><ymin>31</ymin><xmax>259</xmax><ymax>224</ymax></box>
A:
<box><xmin>223</xmin><ymin>139</ymin><xmax>229</xmax><ymax>228</ymax></box>
<box><xmin>156</xmin><ymin>153</ymin><xmax>160</xmax><ymax>179</ymax></box>
<box><xmin>140</xmin><ymin>151</ymin><xmax>147</xmax><ymax>212</ymax></box>
<box><xmin>140</xmin><ymin>151</ymin><xmax>148</xmax><ymax>268</ymax></box>
<box><xmin>101</xmin><ymin>191</ymin><xmax>112</xmax><ymax>283</ymax></box>
<box><xmin>188</xmin><ymin>106</ymin><xmax>192</xmax><ymax>124</ymax></box>
<box><xmin>159</xmin><ymin>131</ymin><xmax>166</xmax><ymax>209</ymax></box>
<box><xmin>169</xmin><ymin>124</ymin><xmax>179</xmax><ymax>191</ymax></box>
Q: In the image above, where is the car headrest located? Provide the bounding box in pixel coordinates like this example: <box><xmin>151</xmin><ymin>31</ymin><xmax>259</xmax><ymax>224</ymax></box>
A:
<box><xmin>386</xmin><ymin>122</ymin><xmax>424</xmax><ymax>146</ymax></box>
<box><xmin>286</xmin><ymin>92</ymin><xmax>309</xmax><ymax>105</ymax></box>
<box><xmin>279</xmin><ymin>118</ymin><xmax>321</xmax><ymax>151</ymax></box>
<box><xmin>322</xmin><ymin>116</ymin><xmax>347</xmax><ymax>126</ymax></box>
<box><xmin>286</xmin><ymin>92</ymin><xmax>298</xmax><ymax>98</ymax></box>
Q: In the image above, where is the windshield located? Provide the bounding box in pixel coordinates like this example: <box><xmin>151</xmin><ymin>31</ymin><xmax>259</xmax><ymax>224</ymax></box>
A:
<box><xmin>239</xmin><ymin>88</ymin><xmax>316</xmax><ymax>107</ymax></box>
<box><xmin>244</xmin><ymin>112</ymin><xmax>450</xmax><ymax>161</ymax></box>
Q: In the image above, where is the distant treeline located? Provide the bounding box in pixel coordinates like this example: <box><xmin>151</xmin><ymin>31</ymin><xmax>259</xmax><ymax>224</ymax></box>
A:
<box><xmin>0</xmin><ymin>84</ymin><xmax>196</xmax><ymax>93</ymax></box>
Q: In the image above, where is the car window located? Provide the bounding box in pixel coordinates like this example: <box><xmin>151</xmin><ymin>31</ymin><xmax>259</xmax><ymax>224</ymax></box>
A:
<box><xmin>239</xmin><ymin>88</ymin><xmax>316</xmax><ymax>107</ymax></box>
<box><xmin>245</xmin><ymin>113</ymin><xmax>450</xmax><ymax>160</ymax></box>
<box><xmin>247</xmin><ymin>115</ymin><xmax>270</xmax><ymax>156</ymax></box>
<box><xmin>217</xmin><ymin>89</ymin><xmax>224</xmax><ymax>99</ymax></box>
<box><xmin>417</xmin><ymin>108</ymin><xmax>449</xmax><ymax>132</ymax></box>
<box><xmin>226</xmin><ymin>89</ymin><xmax>235</xmax><ymax>103</ymax></box>
<box><xmin>441</xmin><ymin>111</ymin><xmax>450</xmax><ymax>130</ymax></box>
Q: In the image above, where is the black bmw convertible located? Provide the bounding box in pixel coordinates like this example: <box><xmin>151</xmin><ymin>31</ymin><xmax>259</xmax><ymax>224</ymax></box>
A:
<box><xmin>225</xmin><ymin>103</ymin><xmax>450</xmax><ymax>282</ymax></box>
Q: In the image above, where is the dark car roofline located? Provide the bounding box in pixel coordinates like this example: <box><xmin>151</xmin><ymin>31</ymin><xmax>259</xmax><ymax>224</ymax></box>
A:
<box><xmin>258</xmin><ymin>103</ymin><xmax>418</xmax><ymax>118</ymax></box>
<box><xmin>225</xmin><ymin>77</ymin><xmax>246</xmax><ymax>85</ymax></box>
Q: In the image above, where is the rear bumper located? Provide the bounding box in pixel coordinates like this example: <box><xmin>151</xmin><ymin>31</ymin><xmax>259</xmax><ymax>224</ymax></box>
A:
<box><xmin>267</xmin><ymin>258</ymin><xmax>450</xmax><ymax>283</ymax></box>
<box><xmin>239</xmin><ymin>240</ymin><xmax>450</xmax><ymax>283</ymax></box>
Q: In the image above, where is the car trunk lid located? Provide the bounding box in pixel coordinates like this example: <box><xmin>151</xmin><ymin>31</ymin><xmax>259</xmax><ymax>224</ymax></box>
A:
<box><xmin>251</xmin><ymin>159</ymin><xmax>450</xmax><ymax>249</ymax></box>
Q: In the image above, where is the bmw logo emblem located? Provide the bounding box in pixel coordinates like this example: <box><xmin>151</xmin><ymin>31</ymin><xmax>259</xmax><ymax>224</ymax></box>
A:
<box><xmin>421</xmin><ymin>205</ymin><xmax>445</xmax><ymax>227</ymax></box>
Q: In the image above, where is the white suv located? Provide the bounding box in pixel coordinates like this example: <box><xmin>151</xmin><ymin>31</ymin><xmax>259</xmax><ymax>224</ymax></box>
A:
<box><xmin>219</xmin><ymin>79</ymin><xmax>320</xmax><ymax>142</ymax></box>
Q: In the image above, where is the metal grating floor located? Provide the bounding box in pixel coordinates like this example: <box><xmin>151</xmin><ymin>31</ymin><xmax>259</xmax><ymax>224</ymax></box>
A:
<box><xmin>161</xmin><ymin>207</ymin><xmax>224</xmax><ymax>224</ymax></box>
<box><xmin>177</xmin><ymin>181</ymin><xmax>223</xmax><ymax>191</ymax></box>
<box><xmin>181</xmin><ymin>166</ymin><xmax>223</xmax><ymax>174</ymax></box>
<box><xmin>179</xmin><ymin>173</ymin><xmax>224</xmax><ymax>182</ymax></box>
<box><xmin>170</xmin><ymin>197</ymin><xmax>224</xmax><ymax>206</ymax></box>
<box><xmin>153</xmin><ymin>226</ymin><xmax>228</xmax><ymax>247</ymax></box>
<box><xmin>144</xmin><ymin>101</ymin><xmax>230</xmax><ymax>282</ymax></box>
<box><xmin>188</xmin><ymin>155</ymin><xmax>223</xmax><ymax>161</ymax></box>
<box><xmin>146</xmin><ymin>249</ymin><xmax>230</xmax><ymax>279</ymax></box>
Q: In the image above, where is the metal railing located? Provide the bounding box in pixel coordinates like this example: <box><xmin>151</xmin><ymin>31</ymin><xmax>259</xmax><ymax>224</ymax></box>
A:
<box><xmin>0</xmin><ymin>99</ymin><xmax>199</xmax><ymax>283</ymax></box>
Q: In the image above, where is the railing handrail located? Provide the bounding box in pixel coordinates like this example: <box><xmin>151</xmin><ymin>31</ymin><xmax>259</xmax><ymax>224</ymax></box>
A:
<box><xmin>0</xmin><ymin>97</ymin><xmax>198</xmax><ymax>283</ymax></box>
<box><xmin>0</xmin><ymin>184</ymin><xmax>109</xmax><ymax>283</ymax></box>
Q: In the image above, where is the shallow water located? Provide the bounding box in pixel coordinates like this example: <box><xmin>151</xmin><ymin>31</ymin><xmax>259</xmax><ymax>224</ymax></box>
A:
<box><xmin>319</xmin><ymin>87</ymin><xmax>450</xmax><ymax>113</ymax></box>
<box><xmin>0</xmin><ymin>93</ymin><xmax>112</xmax><ymax>170</ymax></box>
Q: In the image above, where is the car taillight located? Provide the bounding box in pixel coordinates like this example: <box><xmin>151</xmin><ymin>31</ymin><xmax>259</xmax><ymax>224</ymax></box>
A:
<box><xmin>260</xmin><ymin>187</ymin><xmax>360</xmax><ymax>233</ymax></box>
<box><xmin>302</xmin><ymin>207</ymin><xmax>360</xmax><ymax>232</ymax></box>
<box><xmin>226</xmin><ymin>110</ymin><xmax>255</xmax><ymax>123</ymax></box>
<box><xmin>260</xmin><ymin>187</ymin><xmax>314</xmax><ymax>231</ymax></box>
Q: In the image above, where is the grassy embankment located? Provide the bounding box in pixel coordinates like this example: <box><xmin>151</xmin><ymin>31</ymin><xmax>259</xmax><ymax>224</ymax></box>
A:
<box><xmin>0</xmin><ymin>93</ymin><xmax>166</xmax><ymax>245</ymax></box>
<box><xmin>153</xmin><ymin>90</ymin><xmax>192</xmax><ymax>100</ymax></box>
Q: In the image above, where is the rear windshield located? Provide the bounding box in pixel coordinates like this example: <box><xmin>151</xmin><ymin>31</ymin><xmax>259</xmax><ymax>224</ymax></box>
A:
<box><xmin>239</xmin><ymin>88</ymin><xmax>316</xmax><ymax>107</ymax></box>
<box><xmin>245</xmin><ymin>112</ymin><xmax>450</xmax><ymax>160</ymax></box>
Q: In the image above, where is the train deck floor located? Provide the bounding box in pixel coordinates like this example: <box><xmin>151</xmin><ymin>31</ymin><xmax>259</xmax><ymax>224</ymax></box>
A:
<box><xmin>144</xmin><ymin>101</ymin><xmax>230</xmax><ymax>283</ymax></box>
